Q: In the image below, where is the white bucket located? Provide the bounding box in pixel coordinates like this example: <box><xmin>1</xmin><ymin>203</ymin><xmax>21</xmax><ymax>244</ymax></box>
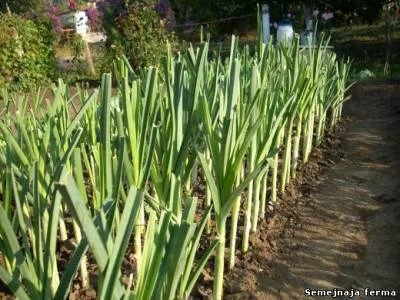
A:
<box><xmin>277</xmin><ymin>21</ymin><xmax>294</xmax><ymax>43</ymax></box>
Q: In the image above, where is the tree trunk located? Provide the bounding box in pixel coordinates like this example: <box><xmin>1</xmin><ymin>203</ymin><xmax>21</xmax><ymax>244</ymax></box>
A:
<box><xmin>384</xmin><ymin>0</ymin><xmax>392</xmax><ymax>76</ymax></box>
<box><xmin>384</xmin><ymin>0</ymin><xmax>399</xmax><ymax>76</ymax></box>
<box><xmin>170</xmin><ymin>0</ymin><xmax>189</xmax><ymax>34</ymax></box>
<box><xmin>85</xmin><ymin>41</ymin><xmax>96</xmax><ymax>76</ymax></box>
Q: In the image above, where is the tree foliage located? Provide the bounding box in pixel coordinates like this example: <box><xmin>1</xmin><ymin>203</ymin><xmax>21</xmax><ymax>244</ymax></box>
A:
<box><xmin>170</xmin><ymin>0</ymin><xmax>386</xmax><ymax>26</ymax></box>
<box><xmin>114</xmin><ymin>2</ymin><xmax>179</xmax><ymax>69</ymax></box>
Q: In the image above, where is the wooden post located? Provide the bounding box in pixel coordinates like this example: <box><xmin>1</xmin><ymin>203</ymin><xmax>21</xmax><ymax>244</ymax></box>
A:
<box><xmin>6</xmin><ymin>2</ymin><xmax>11</xmax><ymax>15</ymax></box>
<box><xmin>84</xmin><ymin>40</ymin><xmax>96</xmax><ymax>76</ymax></box>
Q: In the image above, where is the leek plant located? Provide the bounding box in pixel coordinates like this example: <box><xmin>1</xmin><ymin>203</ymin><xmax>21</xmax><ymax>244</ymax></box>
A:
<box><xmin>0</xmin><ymin>22</ymin><xmax>352</xmax><ymax>300</ymax></box>
<box><xmin>56</xmin><ymin>175</ymin><xmax>142</xmax><ymax>300</ymax></box>
<box><xmin>0</xmin><ymin>78</ymin><xmax>99</xmax><ymax>296</ymax></box>
<box><xmin>116</xmin><ymin>60</ymin><xmax>159</xmax><ymax>269</ymax></box>
<box><xmin>241</xmin><ymin>71</ymin><xmax>292</xmax><ymax>252</ymax></box>
<box><xmin>0</xmin><ymin>117</ymin><xmax>85</xmax><ymax>298</ymax></box>
<box><xmin>150</xmin><ymin>43</ymin><xmax>207</xmax><ymax>220</ymax></box>
<box><xmin>198</xmin><ymin>36</ymin><xmax>272</xmax><ymax>299</ymax></box>
<box><xmin>134</xmin><ymin>198</ymin><xmax>217</xmax><ymax>300</ymax></box>
<box><xmin>329</xmin><ymin>59</ymin><xmax>353</xmax><ymax>131</ymax></box>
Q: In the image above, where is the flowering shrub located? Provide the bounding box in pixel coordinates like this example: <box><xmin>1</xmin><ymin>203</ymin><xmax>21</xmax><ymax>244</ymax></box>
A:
<box><xmin>321</xmin><ymin>12</ymin><xmax>334</xmax><ymax>21</ymax></box>
<box><xmin>85</xmin><ymin>6</ymin><xmax>102</xmax><ymax>30</ymax></box>
<box><xmin>48</xmin><ymin>4</ymin><xmax>64</xmax><ymax>33</ymax></box>
<box><xmin>46</xmin><ymin>0</ymin><xmax>103</xmax><ymax>33</ymax></box>
<box><xmin>69</xmin><ymin>0</ymin><xmax>77</xmax><ymax>10</ymax></box>
<box><xmin>155</xmin><ymin>0</ymin><xmax>170</xmax><ymax>19</ymax></box>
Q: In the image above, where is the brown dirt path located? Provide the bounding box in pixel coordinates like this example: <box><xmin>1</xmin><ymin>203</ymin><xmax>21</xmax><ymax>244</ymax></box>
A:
<box><xmin>224</xmin><ymin>80</ymin><xmax>400</xmax><ymax>299</ymax></box>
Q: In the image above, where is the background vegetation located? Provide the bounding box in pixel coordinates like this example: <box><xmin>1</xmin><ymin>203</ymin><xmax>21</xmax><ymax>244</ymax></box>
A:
<box><xmin>114</xmin><ymin>1</ymin><xmax>179</xmax><ymax>69</ymax></box>
<box><xmin>0</xmin><ymin>0</ymin><xmax>398</xmax><ymax>91</ymax></box>
<box><xmin>0</xmin><ymin>13</ymin><xmax>55</xmax><ymax>91</ymax></box>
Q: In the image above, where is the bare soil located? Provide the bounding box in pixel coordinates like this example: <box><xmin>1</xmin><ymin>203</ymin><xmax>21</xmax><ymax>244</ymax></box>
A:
<box><xmin>222</xmin><ymin>80</ymin><xmax>400</xmax><ymax>299</ymax></box>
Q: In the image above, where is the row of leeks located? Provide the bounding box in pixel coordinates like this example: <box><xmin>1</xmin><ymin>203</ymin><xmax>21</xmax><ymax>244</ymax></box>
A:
<box><xmin>0</xmin><ymin>34</ymin><xmax>351</xmax><ymax>299</ymax></box>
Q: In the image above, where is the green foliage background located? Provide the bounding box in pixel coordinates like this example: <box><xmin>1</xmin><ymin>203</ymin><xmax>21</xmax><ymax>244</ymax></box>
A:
<box><xmin>0</xmin><ymin>14</ymin><xmax>55</xmax><ymax>91</ymax></box>
<box><xmin>113</xmin><ymin>2</ymin><xmax>179</xmax><ymax>69</ymax></box>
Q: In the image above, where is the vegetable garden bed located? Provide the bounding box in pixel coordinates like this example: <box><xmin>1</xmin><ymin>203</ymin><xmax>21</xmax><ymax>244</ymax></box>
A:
<box><xmin>0</xmin><ymin>32</ymin><xmax>351</xmax><ymax>299</ymax></box>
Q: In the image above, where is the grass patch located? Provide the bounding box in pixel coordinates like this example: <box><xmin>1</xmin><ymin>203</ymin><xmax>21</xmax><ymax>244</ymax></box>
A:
<box><xmin>329</xmin><ymin>22</ymin><xmax>400</xmax><ymax>78</ymax></box>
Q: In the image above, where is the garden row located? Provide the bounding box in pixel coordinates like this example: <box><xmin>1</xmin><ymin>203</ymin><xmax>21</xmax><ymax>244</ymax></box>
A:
<box><xmin>0</xmin><ymin>32</ymin><xmax>350</xmax><ymax>299</ymax></box>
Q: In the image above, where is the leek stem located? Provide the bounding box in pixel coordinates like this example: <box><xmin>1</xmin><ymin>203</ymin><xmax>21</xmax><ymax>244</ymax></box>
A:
<box><xmin>213</xmin><ymin>217</ymin><xmax>226</xmax><ymax>300</ymax></box>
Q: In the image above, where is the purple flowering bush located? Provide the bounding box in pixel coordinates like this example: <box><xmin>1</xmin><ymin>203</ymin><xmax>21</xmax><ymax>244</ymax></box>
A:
<box><xmin>85</xmin><ymin>6</ymin><xmax>102</xmax><ymax>31</ymax></box>
<box><xmin>48</xmin><ymin>4</ymin><xmax>64</xmax><ymax>33</ymax></box>
<box><xmin>155</xmin><ymin>0</ymin><xmax>169</xmax><ymax>19</ymax></box>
